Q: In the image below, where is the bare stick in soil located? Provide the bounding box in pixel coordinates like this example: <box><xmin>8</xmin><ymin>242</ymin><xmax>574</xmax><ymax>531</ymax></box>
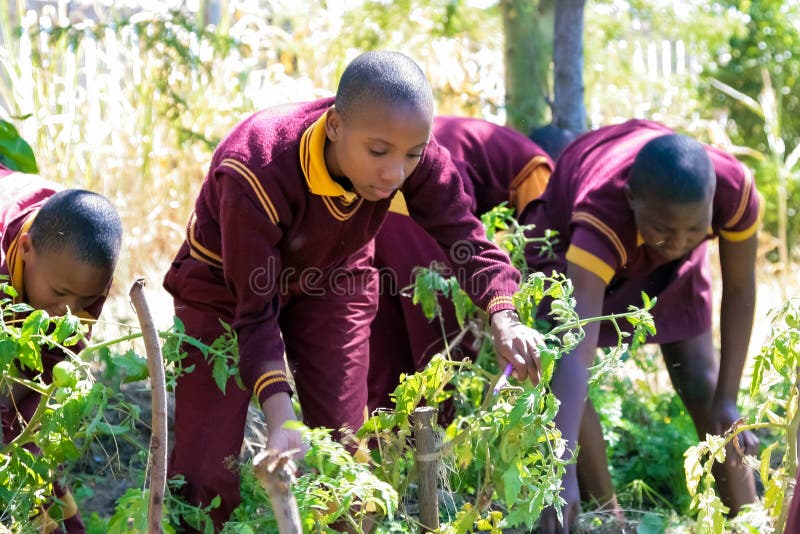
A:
<box><xmin>253</xmin><ymin>450</ymin><xmax>302</xmax><ymax>533</ymax></box>
<box><xmin>129</xmin><ymin>278</ymin><xmax>167</xmax><ymax>534</ymax></box>
<box><xmin>413</xmin><ymin>406</ymin><xmax>440</xmax><ymax>531</ymax></box>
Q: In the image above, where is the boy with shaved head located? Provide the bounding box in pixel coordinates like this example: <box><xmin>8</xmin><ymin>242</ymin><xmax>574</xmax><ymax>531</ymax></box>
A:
<box><xmin>522</xmin><ymin>120</ymin><xmax>762</xmax><ymax>533</ymax></box>
<box><xmin>0</xmin><ymin>164</ymin><xmax>122</xmax><ymax>533</ymax></box>
<box><xmin>164</xmin><ymin>50</ymin><xmax>545</xmax><ymax>529</ymax></box>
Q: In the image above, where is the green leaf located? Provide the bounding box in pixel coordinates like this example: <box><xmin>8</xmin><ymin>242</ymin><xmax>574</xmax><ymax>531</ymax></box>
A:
<box><xmin>0</xmin><ymin>339</ymin><xmax>17</xmax><ymax>367</ymax></box>
<box><xmin>21</xmin><ymin>309</ymin><xmax>49</xmax><ymax>338</ymax></box>
<box><xmin>0</xmin><ymin>119</ymin><xmax>38</xmax><ymax>173</ymax></box>
<box><xmin>112</xmin><ymin>349</ymin><xmax>150</xmax><ymax>383</ymax></box>
<box><xmin>637</xmin><ymin>512</ymin><xmax>665</xmax><ymax>534</ymax></box>
<box><xmin>502</xmin><ymin>463</ymin><xmax>522</xmax><ymax>504</ymax></box>
<box><xmin>212</xmin><ymin>357</ymin><xmax>229</xmax><ymax>394</ymax></box>
<box><xmin>17</xmin><ymin>338</ymin><xmax>43</xmax><ymax>372</ymax></box>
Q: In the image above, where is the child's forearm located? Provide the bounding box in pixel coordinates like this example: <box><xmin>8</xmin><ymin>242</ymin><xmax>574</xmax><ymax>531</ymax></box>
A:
<box><xmin>718</xmin><ymin>281</ymin><xmax>756</xmax><ymax>401</ymax></box>
<box><xmin>549</xmin><ymin>350</ymin><xmax>592</xmax><ymax>451</ymax></box>
<box><xmin>261</xmin><ymin>392</ymin><xmax>298</xmax><ymax>432</ymax></box>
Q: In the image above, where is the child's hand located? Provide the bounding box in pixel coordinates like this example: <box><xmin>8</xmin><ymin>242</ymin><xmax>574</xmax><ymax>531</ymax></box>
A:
<box><xmin>262</xmin><ymin>392</ymin><xmax>308</xmax><ymax>460</ymax></box>
<box><xmin>712</xmin><ymin>398</ymin><xmax>759</xmax><ymax>455</ymax></box>
<box><xmin>536</xmin><ymin>470</ymin><xmax>580</xmax><ymax>533</ymax></box>
<box><xmin>266</xmin><ymin>426</ymin><xmax>308</xmax><ymax>461</ymax></box>
<box><xmin>489</xmin><ymin>309</ymin><xmax>543</xmax><ymax>384</ymax></box>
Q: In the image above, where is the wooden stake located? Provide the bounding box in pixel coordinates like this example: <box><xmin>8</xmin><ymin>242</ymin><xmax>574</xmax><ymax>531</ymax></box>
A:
<box><xmin>253</xmin><ymin>450</ymin><xmax>302</xmax><ymax>533</ymax></box>
<box><xmin>129</xmin><ymin>278</ymin><xmax>167</xmax><ymax>534</ymax></box>
<box><xmin>413</xmin><ymin>406</ymin><xmax>439</xmax><ymax>532</ymax></box>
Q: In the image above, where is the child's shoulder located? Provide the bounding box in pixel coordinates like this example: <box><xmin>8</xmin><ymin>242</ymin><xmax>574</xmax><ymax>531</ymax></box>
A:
<box><xmin>216</xmin><ymin>98</ymin><xmax>333</xmax><ymax>166</ymax></box>
<box><xmin>0</xmin><ymin>169</ymin><xmax>60</xmax><ymax>211</ymax></box>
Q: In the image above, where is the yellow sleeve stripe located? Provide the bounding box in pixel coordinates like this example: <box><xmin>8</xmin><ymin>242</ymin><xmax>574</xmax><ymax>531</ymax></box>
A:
<box><xmin>509</xmin><ymin>155</ymin><xmax>552</xmax><ymax>190</ymax></box>
<box><xmin>572</xmin><ymin>211</ymin><xmax>627</xmax><ymax>265</ymax></box>
<box><xmin>187</xmin><ymin>212</ymin><xmax>223</xmax><ymax>268</ymax></box>
<box><xmin>32</xmin><ymin>490</ymin><xmax>79</xmax><ymax>533</ymax></box>
<box><xmin>566</xmin><ymin>245</ymin><xmax>615</xmax><ymax>285</ymax></box>
<box><xmin>486</xmin><ymin>295</ymin><xmax>515</xmax><ymax>313</ymax></box>
<box><xmin>189</xmin><ymin>248</ymin><xmax>223</xmax><ymax>269</ymax></box>
<box><xmin>723</xmin><ymin>165</ymin><xmax>753</xmax><ymax>229</ymax></box>
<box><xmin>254</xmin><ymin>370</ymin><xmax>290</xmax><ymax>398</ymax></box>
<box><xmin>720</xmin><ymin>191</ymin><xmax>765</xmax><ymax>242</ymax></box>
<box><xmin>220</xmin><ymin>158</ymin><xmax>280</xmax><ymax>225</ymax></box>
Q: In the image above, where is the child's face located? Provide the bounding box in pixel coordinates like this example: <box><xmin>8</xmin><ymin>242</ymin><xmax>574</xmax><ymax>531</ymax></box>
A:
<box><xmin>324</xmin><ymin>100</ymin><xmax>432</xmax><ymax>201</ymax></box>
<box><xmin>627</xmin><ymin>190</ymin><xmax>712</xmax><ymax>261</ymax></box>
<box><xmin>20</xmin><ymin>235</ymin><xmax>112</xmax><ymax>316</ymax></box>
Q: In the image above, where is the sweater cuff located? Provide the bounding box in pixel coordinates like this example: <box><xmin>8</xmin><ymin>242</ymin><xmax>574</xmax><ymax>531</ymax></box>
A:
<box><xmin>253</xmin><ymin>367</ymin><xmax>293</xmax><ymax>405</ymax></box>
<box><xmin>486</xmin><ymin>294</ymin><xmax>516</xmax><ymax>315</ymax></box>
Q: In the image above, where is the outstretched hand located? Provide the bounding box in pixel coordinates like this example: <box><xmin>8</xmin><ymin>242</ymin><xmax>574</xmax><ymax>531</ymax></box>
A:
<box><xmin>711</xmin><ymin>397</ymin><xmax>759</xmax><ymax>456</ymax></box>
<box><xmin>489</xmin><ymin>309</ymin><xmax>544</xmax><ymax>385</ymax></box>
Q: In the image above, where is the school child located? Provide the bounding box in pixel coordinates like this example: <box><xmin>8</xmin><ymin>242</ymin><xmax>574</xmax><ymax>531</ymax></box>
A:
<box><xmin>367</xmin><ymin>115</ymin><xmax>557</xmax><ymax>412</ymax></box>
<box><xmin>162</xmin><ymin>51</ymin><xmax>544</xmax><ymax>529</ymax></box>
<box><xmin>521</xmin><ymin>120</ymin><xmax>762</xmax><ymax>532</ymax></box>
<box><xmin>0</xmin><ymin>164</ymin><xmax>123</xmax><ymax>533</ymax></box>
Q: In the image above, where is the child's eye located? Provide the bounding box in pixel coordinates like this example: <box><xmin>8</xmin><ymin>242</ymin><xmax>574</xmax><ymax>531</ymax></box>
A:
<box><xmin>369</xmin><ymin>149</ymin><xmax>386</xmax><ymax>156</ymax></box>
<box><xmin>407</xmin><ymin>153</ymin><xmax>423</xmax><ymax>159</ymax></box>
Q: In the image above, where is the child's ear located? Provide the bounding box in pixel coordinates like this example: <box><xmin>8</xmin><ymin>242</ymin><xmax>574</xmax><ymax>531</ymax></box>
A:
<box><xmin>325</xmin><ymin>107</ymin><xmax>341</xmax><ymax>141</ymax></box>
<box><xmin>19</xmin><ymin>233</ymin><xmax>34</xmax><ymax>257</ymax></box>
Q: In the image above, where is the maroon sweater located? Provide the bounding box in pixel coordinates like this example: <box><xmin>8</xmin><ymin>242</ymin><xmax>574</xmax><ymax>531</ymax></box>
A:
<box><xmin>522</xmin><ymin>119</ymin><xmax>762</xmax><ymax>285</ymax></box>
<box><xmin>432</xmin><ymin>115</ymin><xmax>553</xmax><ymax>214</ymax></box>
<box><xmin>164</xmin><ymin>98</ymin><xmax>520</xmax><ymax>404</ymax></box>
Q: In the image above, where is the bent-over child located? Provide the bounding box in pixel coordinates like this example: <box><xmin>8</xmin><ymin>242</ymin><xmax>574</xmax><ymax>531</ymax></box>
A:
<box><xmin>521</xmin><ymin>120</ymin><xmax>762</xmax><ymax>533</ymax></box>
<box><xmin>163</xmin><ymin>51</ymin><xmax>545</xmax><ymax>530</ymax></box>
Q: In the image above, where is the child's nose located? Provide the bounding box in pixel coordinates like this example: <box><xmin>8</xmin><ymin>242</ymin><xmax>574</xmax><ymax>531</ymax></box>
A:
<box><xmin>53</xmin><ymin>297</ymin><xmax>83</xmax><ymax>317</ymax></box>
<box><xmin>667</xmin><ymin>232</ymin><xmax>689</xmax><ymax>251</ymax></box>
<box><xmin>380</xmin><ymin>160</ymin><xmax>406</xmax><ymax>185</ymax></box>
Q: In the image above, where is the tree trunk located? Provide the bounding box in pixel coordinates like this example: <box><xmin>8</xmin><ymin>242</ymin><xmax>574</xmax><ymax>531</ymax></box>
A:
<box><xmin>552</xmin><ymin>0</ymin><xmax>587</xmax><ymax>133</ymax></box>
<box><xmin>500</xmin><ymin>0</ymin><xmax>553</xmax><ymax>133</ymax></box>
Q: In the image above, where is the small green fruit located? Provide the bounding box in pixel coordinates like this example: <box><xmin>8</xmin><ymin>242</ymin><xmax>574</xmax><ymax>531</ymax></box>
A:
<box><xmin>54</xmin><ymin>387</ymin><xmax>69</xmax><ymax>404</ymax></box>
<box><xmin>52</xmin><ymin>361</ymin><xmax>78</xmax><ymax>388</ymax></box>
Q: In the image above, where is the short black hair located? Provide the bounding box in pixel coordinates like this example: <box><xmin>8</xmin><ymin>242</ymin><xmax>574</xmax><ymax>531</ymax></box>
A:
<box><xmin>335</xmin><ymin>50</ymin><xmax>434</xmax><ymax>121</ymax></box>
<box><xmin>628</xmin><ymin>134</ymin><xmax>715</xmax><ymax>204</ymax></box>
<box><xmin>528</xmin><ymin>124</ymin><xmax>577</xmax><ymax>160</ymax></box>
<box><xmin>29</xmin><ymin>189</ymin><xmax>122</xmax><ymax>270</ymax></box>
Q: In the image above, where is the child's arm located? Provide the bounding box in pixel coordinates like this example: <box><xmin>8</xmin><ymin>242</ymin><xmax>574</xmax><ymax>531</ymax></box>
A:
<box><xmin>715</xmin><ymin>232</ymin><xmax>758</xmax><ymax>445</ymax></box>
<box><xmin>537</xmin><ymin>261</ymin><xmax>606</xmax><ymax>534</ymax></box>
<box><xmin>262</xmin><ymin>392</ymin><xmax>307</xmax><ymax>458</ymax></box>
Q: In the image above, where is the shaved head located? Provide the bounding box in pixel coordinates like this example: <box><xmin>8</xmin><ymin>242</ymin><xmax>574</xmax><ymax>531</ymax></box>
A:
<box><xmin>628</xmin><ymin>134</ymin><xmax>716</xmax><ymax>203</ymax></box>
<box><xmin>335</xmin><ymin>50</ymin><xmax>434</xmax><ymax>121</ymax></box>
<box><xmin>29</xmin><ymin>189</ymin><xmax>122</xmax><ymax>270</ymax></box>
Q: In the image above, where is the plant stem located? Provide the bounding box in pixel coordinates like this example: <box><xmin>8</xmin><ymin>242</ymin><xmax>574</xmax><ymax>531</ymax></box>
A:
<box><xmin>2</xmin><ymin>385</ymin><xmax>53</xmax><ymax>453</ymax></box>
<box><xmin>129</xmin><ymin>278</ymin><xmax>167</xmax><ymax>534</ymax></box>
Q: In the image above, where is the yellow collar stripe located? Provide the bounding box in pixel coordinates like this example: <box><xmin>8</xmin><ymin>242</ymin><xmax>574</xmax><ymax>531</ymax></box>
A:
<box><xmin>388</xmin><ymin>191</ymin><xmax>409</xmax><ymax>215</ymax></box>
<box><xmin>6</xmin><ymin>211</ymin><xmax>37</xmax><ymax>302</ymax></box>
<box><xmin>299</xmin><ymin>112</ymin><xmax>358</xmax><ymax>202</ymax></box>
